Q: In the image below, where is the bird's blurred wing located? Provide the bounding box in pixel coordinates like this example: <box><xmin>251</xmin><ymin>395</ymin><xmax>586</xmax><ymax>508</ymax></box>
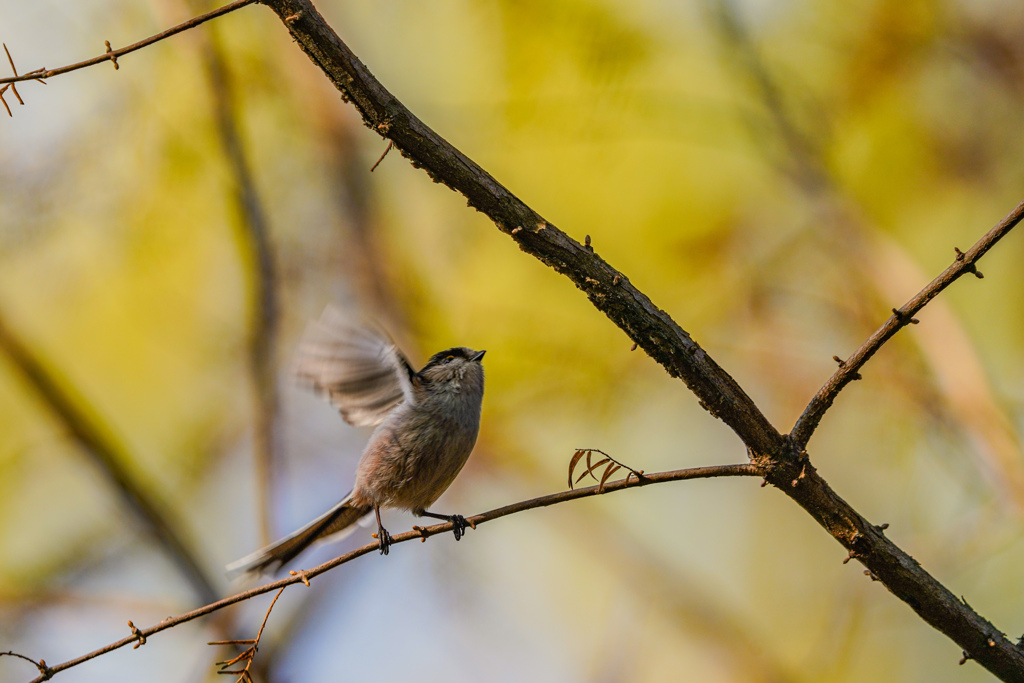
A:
<box><xmin>293</xmin><ymin>306</ymin><xmax>417</xmax><ymax>426</ymax></box>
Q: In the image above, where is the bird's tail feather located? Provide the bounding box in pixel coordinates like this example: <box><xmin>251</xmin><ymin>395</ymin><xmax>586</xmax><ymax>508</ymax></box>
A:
<box><xmin>226</xmin><ymin>494</ymin><xmax>372</xmax><ymax>577</ymax></box>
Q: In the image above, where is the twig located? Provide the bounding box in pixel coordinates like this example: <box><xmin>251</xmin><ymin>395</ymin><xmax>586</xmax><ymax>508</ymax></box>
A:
<box><xmin>1</xmin><ymin>651</ymin><xmax>53</xmax><ymax>680</ymax></box>
<box><xmin>207</xmin><ymin>587</ymin><xmax>285</xmax><ymax>683</ymax></box>
<box><xmin>790</xmin><ymin>198</ymin><xmax>1024</xmax><ymax>449</ymax></box>
<box><xmin>705</xmin><ymin>0</ymin><xmax>1024</xmax><ymax>461</ymax></box>
<box><xmin>0</xmin><ymin>0</ymin><xmax>258</xmax><ymax>86</ymax></box>
<box><xmin>24</xmin><ymin>462</ymin><xmax>759</xmax><ymax>682</ymax></box>
<box><xmin>0</xmin><ymin>43</ymin><xmax>43</xmax><ymax>117</ymax></box>
<box><xmin>369</xmin><ymin>140</ymin><xmax>394</xmax><ymax>172</ymax></box>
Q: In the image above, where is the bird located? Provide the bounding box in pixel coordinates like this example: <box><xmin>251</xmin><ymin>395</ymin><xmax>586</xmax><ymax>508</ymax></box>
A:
<box><xmin>227</xmin><ymin>307</ymin><xmax>485</xmax><ymax>575</ymax></box>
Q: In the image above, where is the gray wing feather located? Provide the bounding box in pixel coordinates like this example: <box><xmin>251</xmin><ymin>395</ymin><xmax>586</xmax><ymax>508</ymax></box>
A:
<box><xmin>293</xmin><ymin>307</ymin><xmax>416</xmax><ymax>427</ymax></box>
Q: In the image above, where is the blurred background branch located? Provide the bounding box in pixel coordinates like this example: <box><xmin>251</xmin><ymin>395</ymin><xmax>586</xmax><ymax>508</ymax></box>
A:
<box><xmin>197</xmin><ymin>13</ymin><xmax>281</xmax><ymax>548</ymax></box>
<box><xmin>0</xmin><ymin>310</ymin><xmax>218</xmax><ymax>606</ymax></box>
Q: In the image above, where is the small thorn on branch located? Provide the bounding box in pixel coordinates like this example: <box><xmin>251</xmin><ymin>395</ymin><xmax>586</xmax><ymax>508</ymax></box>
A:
<box><xmin>790</xmin><ymin>459</ymin><xmax>808</xmax><ymax>488</ymax></box>
<box><xmin>959</xmin><ymin>651</ymin><xmax>971</xmax><ymax>666</ymax></box>
<box><xmin>104</xmin><ymin>41</ymin><xmax>119</xmax><ymax>70</ymax></box>
<box><xmin>832</xmin><ymin>355</ymin><xmax>845</xmax><ymax>366</ymax></box>
<box><xmin>288</xmin><ymin>570</ymin><xmax>310</xmax><ymax>587</ymax></box>
<box><xmin>888</xmin><ymin>309</ymin><xmax>921</xmax><ymax>325</ymax></box>
<box><xmin>863</xmin><ymin>570</ymin><xmax>880</xmax><ymax>581</ymax></box>
<box><xmin>630</xmin><ymin>342</ymin><xmax>638</xmax><ymax>351</ymax></box>
<box><xmin>954</xmin><ymin>248</ymin><xmax>984</xmax><ymax>277</ymax></box>
<box><xmin>285</xmin><ymin>11</ymin><xmax>303</xmax><ymax>23</ymax></box>
<box><xmin>584</xmin><ymin>234</ymin><xmax>593</xmax><ymax>252</ymax></box>
<box><xmin>370</xmin><ymin>140</ymin><xmax>394</xmax><ymax>172</ymax></box>
<box><xmin>128</xmin><ymin>620</ymin><xmax>147</xmax><ymax>649</ymax></box>
<box><xmin>24</xmin><ymin>67</ymin><xmax>47</xmax><ymax>84</ymax></box>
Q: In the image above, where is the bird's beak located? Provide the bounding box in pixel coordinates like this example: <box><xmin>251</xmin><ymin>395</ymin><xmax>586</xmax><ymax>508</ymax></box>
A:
<box><xmin>471</xmin><ymin>350</ymin><xmax>486</xmax><ymax>362</ymax></box>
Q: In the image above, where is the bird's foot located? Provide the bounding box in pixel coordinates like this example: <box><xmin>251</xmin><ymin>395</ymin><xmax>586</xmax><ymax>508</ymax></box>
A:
<box><xmin>447</xmin><ymin>514</ymin><xmax>471</xmax><ymax>541</ymax></box>
<box><xmin>373</xmin><ymin>526</ymin><xmax>393</xmax><ymax>555</ymax></box>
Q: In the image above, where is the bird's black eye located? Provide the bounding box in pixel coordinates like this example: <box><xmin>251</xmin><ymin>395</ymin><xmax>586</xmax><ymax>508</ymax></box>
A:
<box><xmin>443</xmin><ymin>355</ymin><xmax>455</xmax><ymax>364</ymax></box>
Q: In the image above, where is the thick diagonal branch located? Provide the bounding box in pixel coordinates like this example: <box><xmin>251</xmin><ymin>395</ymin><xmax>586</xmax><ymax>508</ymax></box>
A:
<box><xmin>260</xmin><ymin>0</ymin><xmax>782</xmax><ymax>456</ymax></box>
<box><xmin>756</xmin><ymin>453</ymin><xmax>1024</xmax><ymax>681</ymax></box>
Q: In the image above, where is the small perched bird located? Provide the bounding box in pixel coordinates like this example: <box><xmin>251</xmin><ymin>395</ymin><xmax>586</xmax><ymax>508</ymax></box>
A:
<box><xmin>227</xmin><ymin>307</ymin><xmax>485</xmax><ymax>575</ymax></box>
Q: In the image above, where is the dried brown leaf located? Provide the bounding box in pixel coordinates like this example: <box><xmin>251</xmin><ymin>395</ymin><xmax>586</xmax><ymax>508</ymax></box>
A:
<box><xmin>599</xmin><ymin>464</ymin><xmax>621</xmax><ymax>491</ymax></box>
<box><xmin>576</xmin><ymin>458</ymin><xmax>610</xmax><ymax>484</ymax></box>
<box><xmin>568</xmin><ymin>449</ymin><xmax>586</xmax><ymax>490</ymax></box>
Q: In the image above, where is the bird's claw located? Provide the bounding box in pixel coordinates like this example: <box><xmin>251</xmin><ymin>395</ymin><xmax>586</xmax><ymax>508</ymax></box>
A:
<box><xmin>448</xmin><ymin>514</ymin><xmax>470</xmax><ymax>541</ymax></box>
<box><xmin>375</xmin><ymin>527</ymin><xmax>392</xmax><ymax>555</ymax></box>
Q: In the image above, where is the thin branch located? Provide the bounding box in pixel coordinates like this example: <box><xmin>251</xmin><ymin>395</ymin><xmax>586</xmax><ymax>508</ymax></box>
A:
<box><xmin>0</xmin><ymin>311</ymin><xmax>220</xmax><ymax>606</ymax></box>
<box><xmin>23</xmin><ymin>463</ymin><xmax>759</xmax><ymax>682</ymax></box>
<box><xmin>0</xmin><ymin>651</ymin><xmax>52</xmax><ymax>680</ymax></box>
<box><xmin>369</xmin><ymin>140</ymin><xmax>393</xmax><ymax>172</ymax></box>
<box><xmin>0</xmin><ymin>0</ymin><xmax>258</xmax><ymax>86</ymax></box>
<box><xmin>790</xmin><ymin>198</ymin><xmax>1024</xmax><ymax>448</ymax></box>
<box><xmin>207</xmin><ymin>587</ymin><xmax>285</xmax><ymax>683</ymax></box>
<box><xmin>705</xmin><ymin>1</ymin><xmax>1024</xmax><ymax>456</ymax></box>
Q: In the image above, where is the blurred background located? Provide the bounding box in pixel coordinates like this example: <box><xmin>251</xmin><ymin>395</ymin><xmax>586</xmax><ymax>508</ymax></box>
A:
<box><xmin>1</xmin><ymin>0</ymin><xmax>1024</xmax><ymax>680</ymax></box>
